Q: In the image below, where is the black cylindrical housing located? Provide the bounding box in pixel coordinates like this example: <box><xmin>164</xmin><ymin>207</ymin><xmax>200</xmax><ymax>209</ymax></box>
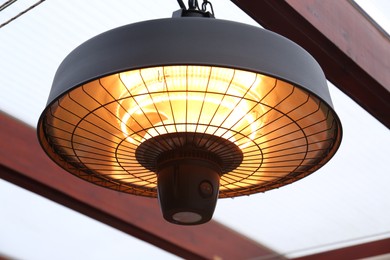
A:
<box><xmin>157</xmin><ymin>158</ymin><xmax>220</xmax><ymax>225</ymax></box>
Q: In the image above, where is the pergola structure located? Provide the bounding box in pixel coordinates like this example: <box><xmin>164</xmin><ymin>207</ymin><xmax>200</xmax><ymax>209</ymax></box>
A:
<box><xmin>1</xmin><ymin>1</ymin><xmax>389</xmax><ymax>259</ymax></box>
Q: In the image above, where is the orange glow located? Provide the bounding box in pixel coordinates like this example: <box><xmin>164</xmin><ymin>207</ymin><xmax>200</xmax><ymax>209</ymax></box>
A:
<box><xmin>41</xmin><ymin>65</ymin><xmax>340</xmax><ymax>197</ymax></box>
<box><xmin>117</xmin><ymin>66</ymin><xmax>265</xmax><ymax>149</ymax></box>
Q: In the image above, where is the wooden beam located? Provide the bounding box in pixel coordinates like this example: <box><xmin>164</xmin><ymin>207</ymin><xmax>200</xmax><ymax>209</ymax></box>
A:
<box><xmin>233</xmin><ymin>0</ymin><xmax>390</xmax><ymax>128</ymax></box>
<box><xmin>0</xmin><ymin>112</ymin><xmax>282</xmax><ymax>260</ymax></box>
<box><xmin>293</xmin><ymin>237</ymin><xmax>390</xmax><ymax>260</ymax></box>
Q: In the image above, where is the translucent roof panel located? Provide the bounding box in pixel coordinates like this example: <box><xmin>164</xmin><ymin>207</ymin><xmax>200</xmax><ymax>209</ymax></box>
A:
<box><xmin>0</xmin><ymin>179</ymin><xmax>179</xmax><ymax>260</ymax></box>
<box><xmin>0</xmin><ymin>0</ymin><xmax>389</xmax><ymax>259</ymax></box>
<box><xmin>354</xmin><ymin>0</ymin><xmax>390</xmax><ymax>34</ymax></box>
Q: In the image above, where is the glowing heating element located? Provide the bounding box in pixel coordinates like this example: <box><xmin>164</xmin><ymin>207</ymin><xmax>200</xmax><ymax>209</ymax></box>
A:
<box><xmin>40</xmin><ymin>65</ymin><xmax>340</xmax><ymax>198</ymax></box>
<box><xmin>117</xmin><ymin>66</ymin><xmax>265</xmax><ymax>148</ymax></box>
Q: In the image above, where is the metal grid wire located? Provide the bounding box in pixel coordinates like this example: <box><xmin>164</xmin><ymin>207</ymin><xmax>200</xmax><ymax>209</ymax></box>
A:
<box><xmin>40</xmin><ymin>65</ymin><xmax>341</xmax><ymax>198</ymax></box>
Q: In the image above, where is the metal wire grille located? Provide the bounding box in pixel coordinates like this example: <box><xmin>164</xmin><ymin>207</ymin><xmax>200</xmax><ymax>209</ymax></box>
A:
<box><xmin>40</xmin><ymin>65</ymin><xmax>341</xmax><ymax>198</ymax></box>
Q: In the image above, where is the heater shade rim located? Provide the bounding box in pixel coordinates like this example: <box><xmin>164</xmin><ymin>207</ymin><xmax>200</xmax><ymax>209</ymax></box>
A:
<box><xmin>37</xmin><ymin>16</ymin><xmax>343</xmax><ymax>199</ymax></box>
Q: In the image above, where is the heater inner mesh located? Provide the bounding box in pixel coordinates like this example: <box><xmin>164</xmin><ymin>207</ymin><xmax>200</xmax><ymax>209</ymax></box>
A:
<box><xmin>40</xmin><ymin>65</ymin><xmax>341</xmax><ymax>197</ymax></box>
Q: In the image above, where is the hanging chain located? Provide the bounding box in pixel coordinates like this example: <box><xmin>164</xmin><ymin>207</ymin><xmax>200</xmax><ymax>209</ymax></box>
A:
<box><xmin>201</xmin><ymin>0</ymin><xmax>214</xmax><ymax>15</ymax></box>
<box><xmin>176</xmin><ymin>0</ymin><xmax>214</xmax><ymax>16</ymax></box>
